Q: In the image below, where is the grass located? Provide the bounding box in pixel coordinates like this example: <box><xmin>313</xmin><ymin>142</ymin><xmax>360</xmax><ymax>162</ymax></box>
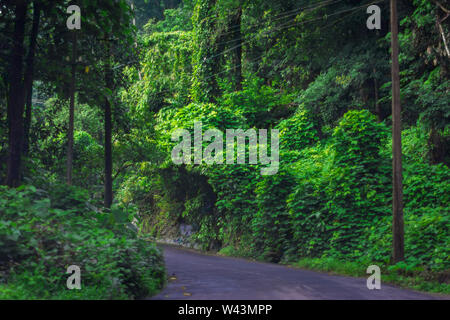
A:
<box><xmin>217</xmin><ymin>245</ymin><xmax>449</xmax><ymax>295</ymax></box>
<box><xmin>292</xmin><ymin>257</ymin><xmax>450</xmax><ymax>295</ymax></box>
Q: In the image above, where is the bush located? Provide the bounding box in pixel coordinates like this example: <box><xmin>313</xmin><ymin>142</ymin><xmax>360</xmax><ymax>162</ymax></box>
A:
<box><xmin>252</xmin><ymin>165</ymin><xmax>297</xmax><ymax>262</ymax></box>
<box><xmin>287</xmin><ymin>145</ymin><xmax>334</xmax><ymax>257</ymax></box>
<box><xmin>324</xmin><ymin>110</ymin><xmax>390</xmax><ymax>258</ymax></box>
<box><xmin>367</xmin><ymin>207</ymin><xmax>450</xmax><ymax>272</ymax></box>
<box><xmin>220</xmin><ymin>76</ymin><xmax>293</xmax><ymax>128</ymax></box>
<box><xmin>276</xmin><ymin>107</ymin><xmax>318</xmax><ymax>152</ymax></box>
<box><xmin>0</xmin><ymin>185</ymin><xmax>165</xmax><ymax>300</ymax></box>
<box><xmin>403</xmin><ymin>162</ymin><xmax>449</xmax><ymax>209</ymax></box>
<box><xmin>206</xmin><ymin>164</ymin><xmax>260</xmax><ymax>248</ymax></box>
<box><xmin>332</xmin><ymin>109</ymin><xmax>387</xmax><ymax>169</ymax></box>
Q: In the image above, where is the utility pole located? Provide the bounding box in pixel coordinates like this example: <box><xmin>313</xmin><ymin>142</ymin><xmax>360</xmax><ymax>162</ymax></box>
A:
<box><xmin>390</xmin><ymin>0</ymin><xmax>404</xmax><ymax>263</ymax></box>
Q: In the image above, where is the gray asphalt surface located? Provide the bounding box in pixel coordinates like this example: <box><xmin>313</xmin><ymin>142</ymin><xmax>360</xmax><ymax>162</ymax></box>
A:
<box><xmin>152</xmin><ymin>245</ymin><xmax>447</xmax><ymax>300</ymax></box>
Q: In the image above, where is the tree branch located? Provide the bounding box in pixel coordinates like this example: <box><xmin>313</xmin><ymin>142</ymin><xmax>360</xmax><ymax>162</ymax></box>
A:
<box><xmin>113</xmin><ymin>162</ymin><xmax>134</xmax><ymax>181</ymax></box>
<box><xmin>431</xmin><ymin>0</ymin><xmax>450</xmax><ymax>14</ymax></box>
<box><xmin>437</xmin><ymin>19</ymin><xmax>450</xmax><ymax>57</ymax></box>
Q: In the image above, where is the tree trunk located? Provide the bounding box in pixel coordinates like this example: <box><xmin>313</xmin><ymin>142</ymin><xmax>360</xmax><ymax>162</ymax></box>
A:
<box><xmin>373</xmin><ymin>68</ymin><xmax>381</xmax><ymax>122</ymax></box>
<box><xmin>429</xmin><ymin>126</ymin><xmax>446</xmax><ymax>164</ymax></box>
<box><xmin>66</xmin><ymin>32</ymin><xmax>77</xmax><ymax>185</ymax></box>
<box><xmin>5</xmin><ymin>1</ymin><xmax>28</xmax><ymax>187</ymax></box>
<box><xmin>192</xmin><ymin>0</ymin><xmax>220</xmax><ymax>103</ymax></box>
<box><xmin>231</xmin><ymin>6</ymin><xmax>243</xmax><ymax>91</ymax></box>
<box><xmin>390</xmin><ymin>0</ymin><xmax>405</xmax><ymax>263</ymax></box>
<box><xmin>104</xmin><ymin>43</ymin><xmax>113</xmax><ymax>208</ymax></box>
<box><xmin>23</xmin><ymin>1</ymin><xmax>42</xmax><ymax>155</ymax></box>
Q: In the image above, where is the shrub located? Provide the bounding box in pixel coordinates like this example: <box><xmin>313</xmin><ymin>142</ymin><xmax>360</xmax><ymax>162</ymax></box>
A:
<box><xmin>287</xmin><ymin>145</ymin><xmax>334</xmax><ymax>257</ymax></box>
<box><xmin>324</xmin><ymin>110</ymin><xmax>390</xmax><ymax>258</ymax></box>
<box><xmin>366</xmin><ymin>207</ymin><xmax>449</xmax><ymax>272</ymax></box>
<box><xmin>252</xmin><ymin>165</ymin><xmax>297</xmax><ymax>262</ymax></box>
<box><xmin>0</xmin><ymin>185</ymin><xmax>165</xmax><ymax>300</ymax></box>
<box><xmin>276</xmin><ymin>107</ymin><xmax>318</xmax><ymax>152</ymax></box>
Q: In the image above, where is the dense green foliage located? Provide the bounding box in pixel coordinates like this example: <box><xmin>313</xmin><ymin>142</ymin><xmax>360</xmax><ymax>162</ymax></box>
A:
<box><xmin>0</xmin><ymin>0</ymin><xmax>167</xmax><ymax>299</ymax></box>
<box><xmin>117</xmin><ymin>0</ymin><xmax>449</xmax><ymax>292</ymax></box>
<box><xmin>0</xmin><ymin>0</ymin><xmax>449</xmax><ymax>298</ymax></box>
<box><xmin>0</xmin><ymin>185</ymin><xmax>164</xmax><ymax>299</ymax></box>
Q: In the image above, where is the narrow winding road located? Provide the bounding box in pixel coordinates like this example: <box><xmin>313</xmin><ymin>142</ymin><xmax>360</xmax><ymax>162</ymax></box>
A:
<box><xmin>151</xmin><ymin>245</ymin><xmax>446</xmax><ymax>300</ymax></box>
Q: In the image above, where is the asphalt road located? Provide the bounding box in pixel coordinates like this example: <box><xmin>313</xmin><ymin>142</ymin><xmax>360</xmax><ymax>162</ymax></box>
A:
<box><xmin>151</xmin><ymin>245</ymin><xmax>446</xmax><ymax>300</ymax></box>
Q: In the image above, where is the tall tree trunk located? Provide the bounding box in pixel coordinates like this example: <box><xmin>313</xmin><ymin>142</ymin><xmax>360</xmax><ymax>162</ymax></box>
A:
<box><xmin>373</xmin><ymin>68</ymin><xmax>381</xmax><ymax>122</ymax></box>
<box><xmin>231</xmin><ymin>6</ymin><xmax>242</xmax><ymax>91</ymax></box>
<box><xmin>191</xmin><ymin>0</ymin><xmax>220</xmax><ymax>103</ymax></box>
<box><xmin>104</xmin><ymin>42</ymin><xmax>113</xmax><ymax>208</ymax></box>
<box><xmin>5</xmin><ymin>1</ymin><xmax>28</xmax><ymax>187</ymax></box>
<box><xmin>429</xmin><ymin>126</ymin><xmax>446</xmax><ymax>164</ymax></box>
<box><xmin>23</xmin><ymin>1</ymin><xmax>42</xmax><ymax>155</ymax></box>
<box><xmin>66</xmin><ymin>32</ymin><xmax>77</xmax><ymax>185</ymax></box>
<box><xmin>390</xmin><ymin>0</ymin><xmax>404</xmax><ymax>263</ymax></box>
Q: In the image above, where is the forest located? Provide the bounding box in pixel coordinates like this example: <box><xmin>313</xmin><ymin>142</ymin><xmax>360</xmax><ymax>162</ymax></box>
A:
<box><xmin>0</xmin><ymin>0</ymin><xmax>449</xmax><ymax>299</ymax></box>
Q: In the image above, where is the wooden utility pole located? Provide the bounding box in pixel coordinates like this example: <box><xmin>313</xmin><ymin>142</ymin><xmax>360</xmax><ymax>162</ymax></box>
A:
<box><xmin>390</xmin><ymin>0</ymin><xmax>404</xmax><ymax>263</ymax></box>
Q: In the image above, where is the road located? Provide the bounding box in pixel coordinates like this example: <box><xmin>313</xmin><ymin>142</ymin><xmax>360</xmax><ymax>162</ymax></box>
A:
<box><xmin>151</xmin><ymin>245</ymin><xmax>445</xmax><ymax>300</ymax></box>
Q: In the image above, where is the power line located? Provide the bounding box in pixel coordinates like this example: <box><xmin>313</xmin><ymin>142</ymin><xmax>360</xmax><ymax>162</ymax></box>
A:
<box><xmin>137</xmin><ymin>1</ymin><xmax>386</xmax><ymax>97</ymax></box>
<box><xmin>200</xmin><ymin>0</ymin><xmax>385</xmax><ymax>83</ymax></box>
<box><xmin>204</xmin><ymin>0</ymin><xmax>385</xmax><ymax>65</ymax></box>
<box><xmin>216</xmin><ymin>0</ymin><xmax>342</xmax><ymax>40</ymax></box>
<box><xmin>205</xmin><ymin>0</ymin><xmax>342</xmax><ymax>63</ymax></box>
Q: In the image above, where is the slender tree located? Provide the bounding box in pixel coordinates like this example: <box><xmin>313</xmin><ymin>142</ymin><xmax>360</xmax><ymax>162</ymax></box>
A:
<box><xmin>66</xmin><ymin>31</ymin><xmax>77</xmax><ymax>185</ymax></box>
<box><xmin>390</xmin><ymin>0</ymin><xmax>404</xmax><ymax>263</ymax></box>
<box><xmin>191</xmin><ymin>0</ymin><xmax>220</xmax><ymax>103</ymax></box>
<box><xmin>230</xmin><ymin>5</ymin><xmax>242</xmax><ymax>91</ymax></box>
<box><xmin>23</xmin><ymin>0</ymin><xmax>42</xmax><ymax>155</ymax></box>
<box><xmin>104</xmin><ymin>38</ymin><xmax>113</xmax><ymax>208</ymax></box>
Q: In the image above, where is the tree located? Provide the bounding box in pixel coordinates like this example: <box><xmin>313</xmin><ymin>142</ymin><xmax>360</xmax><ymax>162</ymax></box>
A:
<box><xmin>104</xmin><ymin>38</ymin><xmax>113</xmax><ymax>208</ymax></box>
<box><xmin>23</xmin><ymin>0</ymin><xmax>42</xmax><ymax>155</ymax></box>
<box><xmin>191</xmin><ymin>0</ymin><xmax>221</xmax><ymax>103</ymax></box>
<box><xmin>66</xmin><ymin>30</ymin><xmax>77</xmax><ymax>185</ymax></box>
<box><xmin>230</xmin><ymin>5</ymin><xmax>243</xmax><ymax>91</ymax></box>
<box><xmin>87</xmin><ymin>1</ymin><xmax>135</xmax><ymax>207</ymax></box>
<box><xmin>5</xmin><ymin>0</ymin><xmax>28</xmax><ymax>187</ymax></box>
<box><xmin>390</xmin><ymin>0</ymin><xmax>404</xmax><ymax>263</ymax></box>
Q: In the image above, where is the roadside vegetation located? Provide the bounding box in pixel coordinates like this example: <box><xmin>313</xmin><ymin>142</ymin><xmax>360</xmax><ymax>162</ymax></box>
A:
<box><xmin>0</xmin><ymin>0</ymin><xmax>448</xmax><ymax>298</ymax></box>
